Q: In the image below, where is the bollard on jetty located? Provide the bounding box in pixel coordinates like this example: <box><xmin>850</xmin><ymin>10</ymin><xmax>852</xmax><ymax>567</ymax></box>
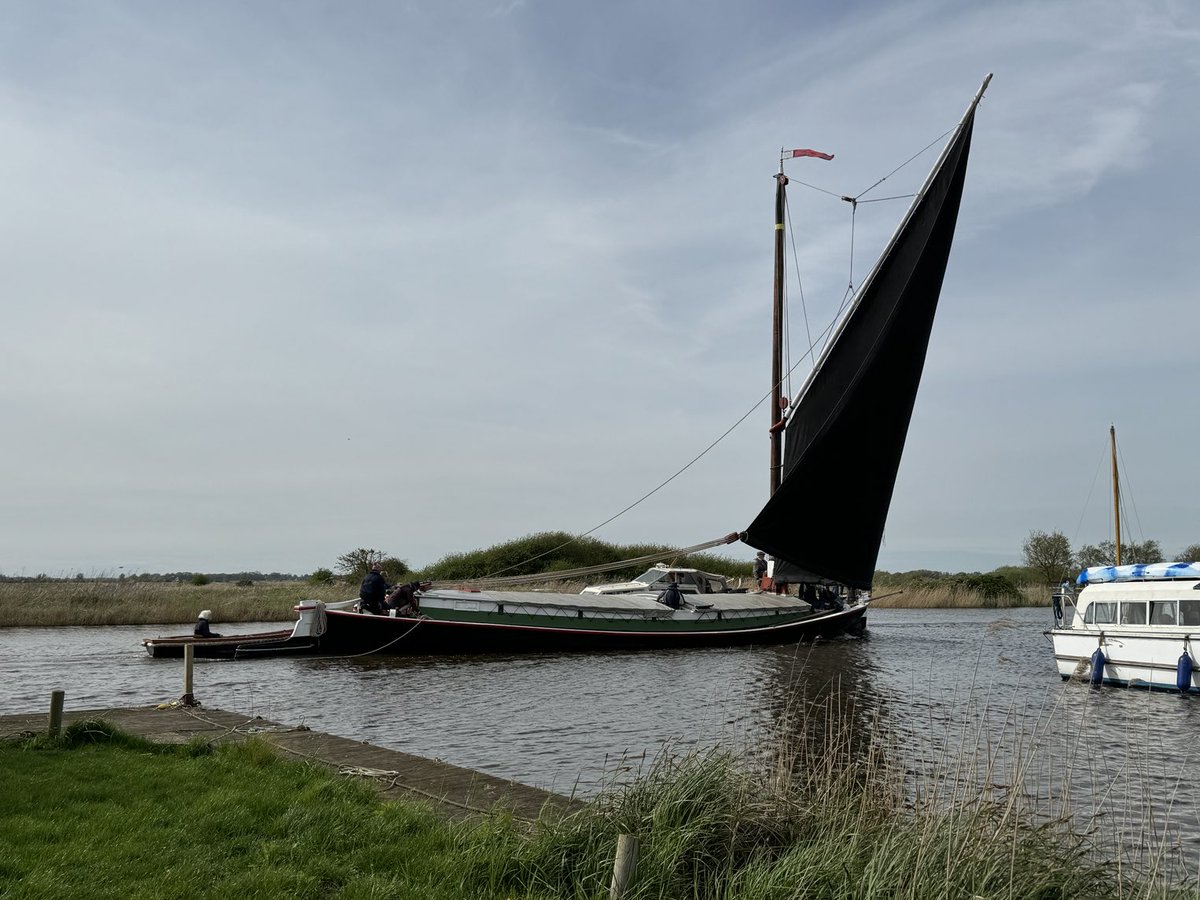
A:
<box><xmin>179</xmin><ymin>643</ymin><xmax>198</xmax><ymax>707</ymax></box>
<box><xmin>48</xmin><ymin>689</ymin><xmax>65</xmax><ymax>739</ymax></box>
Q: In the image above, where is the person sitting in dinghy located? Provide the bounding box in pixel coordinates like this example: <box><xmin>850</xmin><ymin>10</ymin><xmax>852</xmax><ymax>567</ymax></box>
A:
<box><xmin>194</xmin><ymin>610</ymin><xmax>221</xmax><ymax>638</ymax></box>
<box><xmin>386</xmin><ymin>581</ymin><xmax>432</xmax><ymax>617</ymax></box>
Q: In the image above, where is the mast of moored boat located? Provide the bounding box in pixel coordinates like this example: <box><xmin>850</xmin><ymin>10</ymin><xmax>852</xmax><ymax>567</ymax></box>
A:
<box><xmin>1111</xmin><ymin>424</ymin><xmax>1121</xmax><ymax>565</ymax></box>
<box><xmin>770</xmin><ymin>160</ymin><xmax>787</xmax><ymax>496</ymax></box>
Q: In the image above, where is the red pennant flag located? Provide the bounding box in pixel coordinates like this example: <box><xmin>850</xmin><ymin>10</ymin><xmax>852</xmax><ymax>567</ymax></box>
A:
<box><xmin>789</xmin><ymin>148</ymin><xmax>834</xmax><ymax>160</ymax></box>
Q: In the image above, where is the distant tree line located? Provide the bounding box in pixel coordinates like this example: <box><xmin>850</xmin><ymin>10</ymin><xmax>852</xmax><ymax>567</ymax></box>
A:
<box><xmin>0</xmin><ymin>571</ymin><xmax>306</xmax><ymax>584</ymax></box>
<box><xmin>1021</xmin><ymin>529</ymin><xmax>1200</xmax><ymax>586</ymax></box>
<box><xmin>19</xmin><ymin>528</ymin><xmax>1195</xmax><ymax>593</ymax></box>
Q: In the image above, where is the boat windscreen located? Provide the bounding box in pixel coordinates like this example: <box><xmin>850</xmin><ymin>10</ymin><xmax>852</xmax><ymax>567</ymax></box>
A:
<box><xmin>635</xmin><ymin>568</ymin><xmax>668</xmax><ymax>585</ymax></box>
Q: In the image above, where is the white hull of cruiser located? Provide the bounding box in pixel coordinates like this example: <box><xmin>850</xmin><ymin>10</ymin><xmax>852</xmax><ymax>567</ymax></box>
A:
<box><xmin>1048</xmin><ymin>565</ymin><xmax>1200</xmax><ymax>693</ymax></box>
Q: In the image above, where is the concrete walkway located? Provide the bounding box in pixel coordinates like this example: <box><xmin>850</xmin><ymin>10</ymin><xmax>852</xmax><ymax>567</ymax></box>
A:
<box><xmin>0</xmin><ymin>704</ymin><xmax>577</xmax><ymax>822</ymax></box>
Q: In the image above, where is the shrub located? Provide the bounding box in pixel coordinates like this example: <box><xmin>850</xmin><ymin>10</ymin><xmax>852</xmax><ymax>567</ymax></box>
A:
<box><xmin>335</xmin><ymin>549</ymin><xmax>410</xmax><ymax>584</ymax></box>
<box><xmin>414</xmin><ymin>532</ymin><xmax>752</xmax><ymax>584</ymax></box>
<box><xmin>191</xmin><ymin>574</ymin><xmax>211</xmax><ymax>586</ymax></box>
<box><xmin>308</xmin><ymin>568</ymin><xmax>335</xmax><ymax>586</ymax></box>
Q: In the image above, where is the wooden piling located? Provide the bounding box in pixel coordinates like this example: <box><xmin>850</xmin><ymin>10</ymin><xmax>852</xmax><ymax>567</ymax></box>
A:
<box><xmin>48</xmin><ymin>690</ymin><xmax>65</xmax><ymax>739</ymax></box>
<box><xmin>180</xmin><ymin>644</ymin><xmax>196</xmax><ymax>707</ymax></box>
<box><xmin>609</xmin><ymin>833</ymin><xmax>639</xmax><ymax>900</ymax></box>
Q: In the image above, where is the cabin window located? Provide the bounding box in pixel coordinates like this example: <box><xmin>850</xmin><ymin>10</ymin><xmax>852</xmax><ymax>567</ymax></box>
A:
<box><xmin>1085</xmin><ymin>602</ymin><xmax>1117</xmax><ymax>625</ymax></box>
<box><xmin>1119</xmin><ymin>602</ymin><xmax>1147</xmax><ymax>625</ymax></box>
<box><xmin>1150</xmin><ymin>601</ymin><xmax>1178</xmax><ymax>625</ymax></box>
<box><xmin>1181</xmin><ymin>600</ymin><xmax>1200</xmax><ymax>627</ymax></box>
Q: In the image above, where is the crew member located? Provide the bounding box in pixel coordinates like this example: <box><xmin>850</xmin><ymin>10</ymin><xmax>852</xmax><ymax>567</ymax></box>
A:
<box><xmin>358</xmin><ymin>562</ymin><xmax>389</xmax><ymax>615</ymax></box>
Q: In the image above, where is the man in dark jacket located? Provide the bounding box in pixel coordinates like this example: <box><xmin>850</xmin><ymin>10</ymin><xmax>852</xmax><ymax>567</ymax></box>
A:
<box><xmin>386</xmin><ymin>580</ymin><xmax>432</xmax><ymax>617</ymax></box>
<box><xmin>358</xmin><ymin>562</ymin><xmax>389</xmax><ymax>615</ymax></box>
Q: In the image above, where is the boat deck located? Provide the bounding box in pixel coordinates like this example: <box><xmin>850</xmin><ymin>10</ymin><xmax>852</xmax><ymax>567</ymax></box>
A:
<box><xmin>427</xmin><ymin>589</ymin><xmax>814</xmax><ymax>615</ymax></box>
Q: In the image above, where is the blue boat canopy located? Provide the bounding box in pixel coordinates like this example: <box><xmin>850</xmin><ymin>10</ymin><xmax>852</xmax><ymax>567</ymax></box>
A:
<box><xmin>1077</xmin><ymin>562</ymin><xmax>1200</xmax><ymax>585</ymax></box>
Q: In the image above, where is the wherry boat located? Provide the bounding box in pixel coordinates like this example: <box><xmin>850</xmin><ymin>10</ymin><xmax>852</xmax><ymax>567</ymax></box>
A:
<box><xmin>144</xmin><ymin>77</ymin><xmax>989</xmax><ymax>660</ymax></box>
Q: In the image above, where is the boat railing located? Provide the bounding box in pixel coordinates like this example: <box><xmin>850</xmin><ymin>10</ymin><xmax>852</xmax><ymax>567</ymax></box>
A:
<box><xmin>1051</xmin><ymin>588</ymin><xmax>1075</xmax><ymax>628</ymax></box>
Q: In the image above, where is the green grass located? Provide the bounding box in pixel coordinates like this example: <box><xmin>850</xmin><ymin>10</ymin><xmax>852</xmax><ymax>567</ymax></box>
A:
<box><xmin>3</xmin><ymin>716</ymin><xmax>1183</xmax><ymax>900</ymax></box>
<box><xmin>0</xmin><ymin>720</ymin><xmax>511</xmax><ymax>900</ymax></box>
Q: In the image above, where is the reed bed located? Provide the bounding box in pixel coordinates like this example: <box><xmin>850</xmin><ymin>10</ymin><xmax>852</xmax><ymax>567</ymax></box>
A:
<box><xmin>870</xmin><ymin>584</ymin><xmax>1048</xmax><ymax>609</ymax></box>
<box><xmin>0</xmin><ymin>580</ymin><xmax>351</xmax><ymax>628</ymax></box>
<box><xmin>461</xmin><ymin>685</ymin><xmax>1189</xmax><ymax>898</ymax></box>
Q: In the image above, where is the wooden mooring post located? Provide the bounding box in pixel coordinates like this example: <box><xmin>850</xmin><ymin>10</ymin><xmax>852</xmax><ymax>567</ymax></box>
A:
<box><xmin>609</xmin><ymin>833</ymin><xmax>639</xmax><ymax>900</ymax></box>
<box><xmin>48</xmin><ymin>690</ymin><xmax>65</xmax><ymax>739</ymax></box>
<box><xmin>180</xmin><ymin>644</ymin><xmax>197</xmax><ymax>707</ymax></box>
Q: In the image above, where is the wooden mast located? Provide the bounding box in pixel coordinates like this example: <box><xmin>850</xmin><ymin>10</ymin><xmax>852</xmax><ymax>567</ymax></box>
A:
<box><xmin>770</xmin><ymin>163</ymin><xmax>787</xmax><ymax>496</ymax></box>
<box><xmin>1111</xmin><ymin>424</ymin><xmax>1121</xmax><ymax>565</ymax></box>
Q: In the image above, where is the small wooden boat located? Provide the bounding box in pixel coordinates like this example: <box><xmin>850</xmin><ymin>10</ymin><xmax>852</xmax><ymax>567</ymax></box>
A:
<box><xmin>142</xmin><ymin>628</ymin><xmax>303</xmax><ymax>659</ymax></box>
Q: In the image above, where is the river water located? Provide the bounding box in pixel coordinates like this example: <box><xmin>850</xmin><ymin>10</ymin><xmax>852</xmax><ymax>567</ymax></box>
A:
<box><xmin>3</xmin><ymin>607</ymin><xmax>1198</xmax><ymax>875</ymax></box>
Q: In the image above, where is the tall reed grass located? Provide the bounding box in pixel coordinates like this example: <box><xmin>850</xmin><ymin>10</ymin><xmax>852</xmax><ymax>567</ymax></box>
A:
<box><xmin>870</xmin><ymin>584</ymin><xmax>1048</xmax><ymax>609</ymax></box>
<box><xmin>457</xmin><ymin>687</ymin><xmax>1162</xmax><ymax>898</ymax></box>
<box><xmin>0</xmin><ymin>580</ymin><xmax>351</xmax><ymax>627</ymax></box>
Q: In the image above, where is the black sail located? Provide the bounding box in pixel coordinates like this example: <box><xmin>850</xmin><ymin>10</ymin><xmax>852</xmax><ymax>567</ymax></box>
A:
<box><xmin>744</xmin><ymin>102</ymin><xmax>979</xmax><ymax>590</ymax></box>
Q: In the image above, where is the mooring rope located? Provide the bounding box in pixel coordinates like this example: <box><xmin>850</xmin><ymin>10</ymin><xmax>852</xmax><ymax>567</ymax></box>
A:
<box><xmin>316</xmin><ymin>616</ymin><xmax>427</xmax><ymax>660</ymax></box>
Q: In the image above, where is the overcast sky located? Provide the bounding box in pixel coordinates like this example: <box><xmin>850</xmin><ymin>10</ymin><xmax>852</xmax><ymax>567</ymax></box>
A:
<box><xmin>2</xmin><ymin>0</ymin><xmax>1197</xmax><ymax>577</ymax></box>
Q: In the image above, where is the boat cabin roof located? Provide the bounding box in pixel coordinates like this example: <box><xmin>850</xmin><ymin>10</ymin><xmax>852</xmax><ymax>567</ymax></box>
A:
<box><xmin>1079</xmin><ymin>579</ymin><xmax>1200</xmax><ymax>600</ymax></box>
<box><xmin>1077</xmin><ymin>562</ymin><xmax>1200</xmax><ymax>584</ymax></box>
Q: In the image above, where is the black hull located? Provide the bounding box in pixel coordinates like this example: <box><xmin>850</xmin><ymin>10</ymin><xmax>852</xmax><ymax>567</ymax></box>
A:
<box><xmin>238</xmin><ymin>604</ymin><xmax>868</xmax><ymax>659</ymax></box>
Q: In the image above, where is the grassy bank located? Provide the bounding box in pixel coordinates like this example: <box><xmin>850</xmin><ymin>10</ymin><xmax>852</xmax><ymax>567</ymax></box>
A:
<box><xmin>0</xmin><ymin>578</ymin><xmax>1053</xmax><ymax>628</ymax></box>
<box><xmin>2</xmin><ymin>717</ymin><xmax>1155</xmax><ymax>900</ymax></box>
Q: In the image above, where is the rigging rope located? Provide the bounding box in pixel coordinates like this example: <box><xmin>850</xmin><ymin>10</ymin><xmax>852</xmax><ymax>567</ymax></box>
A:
<box><xmin>1114</xmin><ymin>437</ymin><xmax>1147</xmax><ymax>549</ymax></box>
<box><xmin>784</xmin><ymin>193</ymin><xmax>814</xmax><ymax>390</ymax></box>
<box><xmin>315</xmin><ymin>617</ymin><xmax>427</xmax><ymax>660</ymax></box>
<box><xmin>1071</xmin><ymin>440</ymin><xmax>1108</xmax><ymax>550</ymax></box>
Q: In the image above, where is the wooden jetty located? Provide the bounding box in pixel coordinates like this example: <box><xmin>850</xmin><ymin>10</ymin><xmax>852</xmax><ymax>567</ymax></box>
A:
<box><xmin>0</xmin><ymin>704</ymin><xmax>576</xmax><ymax>822</ymax></box>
